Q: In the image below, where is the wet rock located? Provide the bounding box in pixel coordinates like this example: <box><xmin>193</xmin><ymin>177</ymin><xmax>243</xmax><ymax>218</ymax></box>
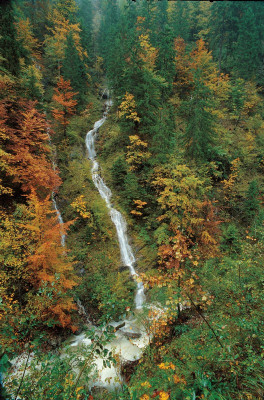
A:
<box><xmin>121</xmin><ymin>359</ymin><xmax>140</xmax><ymax>383</ymax></box>
<box><xmin>119</xmin><ymin>265</ymin><xmax>128</xmax><ymax>272</ymax></box>
<box><xmin>122</xmin><ymin>332</ymin><xmax>141</xmax><ymax>339</ymax></box>
<box><xmin>115</xmin><ymin>322</ymin><xmax>126</xmax><ymax>331</ymax></box>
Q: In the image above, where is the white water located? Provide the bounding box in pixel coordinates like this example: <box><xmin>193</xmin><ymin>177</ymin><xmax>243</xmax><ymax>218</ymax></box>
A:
<box><xmin>51</xmin><ymin>192</ymin><xmax>66</xmax><ymax>247</ymax></box>
<box><xmin>85</xmin><ymin>96</ymin><xmax>145</xmax><ymax>309</ymax></box>
<box><xmin>6</xmin><ymin>94</ymin><xmax>164</xmax><ymax>394</ymax></box>
<box><xmin>68</xmin><ymin>93</ymin><xmax>151</xmax><ymax>389</ymax></box>
<box><xmin>47</xmin><ymin>129</ymin><xmax>66</xmax><ymax>247</ymax></box>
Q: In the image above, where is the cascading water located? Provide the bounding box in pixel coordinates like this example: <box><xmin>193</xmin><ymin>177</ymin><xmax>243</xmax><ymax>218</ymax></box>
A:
<box><xmin>47</xmin><ymin>129</ymin><xmax>66</xmax><ymax>247</ymax></box>
<box><xmin>6</xmin><ymin>93</ymin><xmax>161</xmax><ymax>393</ymax></box>
<box><xmin>85</xmin><ymin>95</ymin><xmax>145</xmax><ymax>309</ymax></box>
<box><xmin>47</xmin><ymin>131</ymin><xmax>92</xmax><ymax>323</ymax></box>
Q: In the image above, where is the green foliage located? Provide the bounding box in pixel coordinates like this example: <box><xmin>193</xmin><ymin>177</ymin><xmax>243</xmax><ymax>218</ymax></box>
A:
<box><xmin>244</xmin><ymin>180</ymin><xmax>260</xmax><ymax>223</ymax></box>
<box><xmin>220</xmin><ymin>223</ymin><xmax>241</xmax><ymax>255</ymax></box>
<box><xmin>209</xmin><ymin>1</ymin><xmax>264</xmax><ymax>83</ymax></box>
<box><xmin>181</xmin><ymin>69</ymin><xmax>216</xmax><ymax>163</ymax></box>
<box><xmin>2</xmin><ymin>1</ymin><xmax>264</xmax><ymax>399</ymax></box>
<box><xmin>111</xmin><ymin>156</ymin><xmax>127</xmax><ymax>189</ymax></box>
<box><xmin>5</xmin><ymin>325</ymin><xmax>116</xmax><ymax>400</ymax></box>
<box><xmin>0</xmin><ymin>2</ymin><xmax>21</xmax><ymax>76</ymax></box>
<box><xmin>62</xmin><ymin>31</ymin><xmax>88</xmax><ymax>109</ymax></box>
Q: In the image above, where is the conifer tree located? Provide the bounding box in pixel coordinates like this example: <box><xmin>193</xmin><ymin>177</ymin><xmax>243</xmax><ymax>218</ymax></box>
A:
<box><xmin>244</xmin><ymin>180</ymin><xmax>260</xmax><ymax>223</ymax></box>
<box><xmin>182</xmin><ymin>69</ymin><xmax>216</xmax><ymax>162</ymax></box>
<box><xmin>77</xmin><ymin>0</ymin><xmax>94</xmax><ymax>61</ymax></box>
<box><xmin>62</xmin><ymin>31</ymin><xmax>88</xmax><ymax>108</ymax></box>
<box><xmin>0</xmin><ymin>1</ymin><xmax>21</xmax><ymax>76</ymax></box>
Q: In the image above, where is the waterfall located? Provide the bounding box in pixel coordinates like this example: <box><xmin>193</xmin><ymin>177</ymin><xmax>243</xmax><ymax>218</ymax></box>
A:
<box><xmin>47</xmin><ymin>129</ymin><xmax>66</xmax><ymax>247</ymax></box>
<box><xmin>85</xmin><ymin>94</ymin><xmax>145</xmax><ymax>309</ymax></box>
<box><xmin>6</xmin><ymin>94</ymin><xmax>158</xmax><ymax>394</ymax></box>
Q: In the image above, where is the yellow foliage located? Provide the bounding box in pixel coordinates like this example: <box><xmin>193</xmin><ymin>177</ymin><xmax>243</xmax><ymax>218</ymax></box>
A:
<box><xmin>158</xmin><ymin>362</ymin><xmax>175</xmax><ymax>370</ymax></box>
<box><xmin>136</xmin><ymin>16</ymin><xmax>158</xmax><ymax>71</ymax></box>
<box><xmin>140</xmin><ymin>395</ymin><xmax>150</xmax><ymax>400</ymax></box>
<box><xmin>222</xmin><ymin>158</ymin><xmax>241</xmax><ymax>193</ymax></box>
<box><xmin>152</xmin><ymin>163</ymin><xmax>207</xmax><ymax>234</ymax></box>
<box><xmin>95</xmin><ymin>56</ymin><xmax>104</xmax><ymax>74</ymax></box>
<box><xmin>71</xmin><ymin>195</ymin><xmax>91</xmax><ymax>219</ymax></box>
<box><xmin>15</xmin><ymin>17</ymin><xmax>41</xmax><ymax>60</ymax></box>
<box><xmin>159</xmin><ymin>391</ymin><xmax>170</xmax><ymax>400</ymax></box>
<box><xmin>138</xmin><ymin>34</ymin><xmax>158</xmax><ymax>71</ymax></box>
<box><xmin>126</xmin><ymin>135</ymin><xmax>151</xmax><ymax>171</ymax></box>
<box><xmin>130</xmin><ymin>210</ymin><xmax>143</xmax><ymax>216</ymax></box>
<box><xmin>130</xmin><ymin>199</ymin><xmax>147</xmax><ymax>217</ymax></box>
<box><xmin>44</xmin><ymin>9</ymin><xmax>83</xmax><ymax>64</ymax></box>
<box><xmin>141</xmin><ymin>381</ymin><xmax>152</xmax><ymax>388</ymax></box>
<box><xmin>173</xmin><ymin>374</ymin><xmax>187</xmax><ymax>385</ymax></box>
<box><xmin>20</xmin><ymin>61</ymin><xmax>44</xmax><ymax>97</ymax></box>
<box><xmin>118</xmin><ymin>92</ymin><xmax>140</xmax><ymax>123</ymax></box>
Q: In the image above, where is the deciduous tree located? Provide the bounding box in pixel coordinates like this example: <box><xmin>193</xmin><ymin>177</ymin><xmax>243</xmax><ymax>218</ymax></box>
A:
<box><xmin>52</xmin><ymin>76</ymin><xmax>78</xmax><ymax>137</ymax></box>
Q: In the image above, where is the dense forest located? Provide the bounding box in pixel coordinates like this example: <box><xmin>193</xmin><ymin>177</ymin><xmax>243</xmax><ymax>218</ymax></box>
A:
<box><xmin>1</xmin><ymin>0</ymin><xmax>264</xmax><ymax>399</ymax></box>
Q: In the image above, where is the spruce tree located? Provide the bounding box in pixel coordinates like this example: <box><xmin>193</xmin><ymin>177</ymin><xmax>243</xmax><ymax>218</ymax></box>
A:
<box><xmin>182</xmin><ymin>69</ymin><xmax>216</xmax><ymax>162</ymax></box>
<box><xmin>77</xmin><ymin>0</ymin><xmax>94</xmax><ymax>65</ymax></box>
<box><xmin>0</xmin><ymin>1</ymin><xmax>21</xmax><ymax>76</ymax></box>
<box><xmin>62</xmin><ymin>31</ymin><xmax>88</xmax><ymax>108</ymax></box>
<box><xmin>244</xmin><ymin>180</ymin><xmax>260</xmax><ymax>223</ymax></box>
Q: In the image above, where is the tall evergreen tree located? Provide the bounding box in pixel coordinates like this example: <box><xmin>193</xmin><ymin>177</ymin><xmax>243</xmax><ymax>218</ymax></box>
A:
<box><xmin>62</xmin><ymin>31</ymin><xmax>88</xmax><ymax>108</ymax></box>
<box><xmin>170</xmin><ymin>1</ymin><xmax>191</xmax><ymax>42</ymax></box>
<box><xmin>182</xmin><ymin>69</ymin><xmax>216</xmax><ymax>162</ymax></box>
<box><xmin>0</xmin><ymin>1</ymin><xmax>21</xmax><ymax>76</ymax></box>
<box><xmin>77</xmin><ymin>0</ymin><xmax>94</xmax><ymax>65</ymax></box>
<box><xmin>99</xmin><ymin>0</ymin><xmax>119</xmax><ymax>68</ymax></box>
<box><xmin>209</xmin><ymin>1</ymin><xmax>264</xmax><ymax>81</ymax></box>
<box><xmin>244</xmin><ymin>180</ymin><xmax>260</xmax><ymax>223</ymax></box>
<box><xmin>155</xmin><ymin>24</ymin><xmax>175</xmax><ymax>94</ymax></box>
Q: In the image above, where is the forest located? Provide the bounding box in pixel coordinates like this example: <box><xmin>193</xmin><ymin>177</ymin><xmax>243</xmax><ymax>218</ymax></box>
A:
<box><xmin>0</xmin><ymin>0</ymin><xmax>264</xmax><ymax>399</ymax></box>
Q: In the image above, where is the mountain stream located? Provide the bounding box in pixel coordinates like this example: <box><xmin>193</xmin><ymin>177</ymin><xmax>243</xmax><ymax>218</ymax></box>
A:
<box><xmin>69</xmin><ymin>93</ymin><xmax>151</xmax><ymax>389</ymax></box>
<box><xmin>8</xmin><ymin>93</ymin><xmax>156</xmax><ymax>393</ymax></box>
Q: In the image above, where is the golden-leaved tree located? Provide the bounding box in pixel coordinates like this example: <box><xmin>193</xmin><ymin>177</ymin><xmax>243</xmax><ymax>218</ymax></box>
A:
<box><xmin>0</xmin><ymin>190</ymin><xmax>78</xmax><ymax>342</ymax></box>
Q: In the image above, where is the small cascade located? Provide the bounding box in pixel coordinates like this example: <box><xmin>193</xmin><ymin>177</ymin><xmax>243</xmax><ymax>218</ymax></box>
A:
<box><xmin>85</xmin><ymin>94</ymin><xmax>145</xmax><ymax>309</ymax></box>
<box><xmin>47</xmin><ymin>129</ymin><xmax>66</xmax><ymax>247</ymax></box>
<box><xmin>6</xmin><ymin>93</ymin><xmax>163</xmax><ymax>394</ymax></box>
<box><xmin>47</xmin><ymin>131</ymin><xmax>89</xmax><ymax>319</ymax></box>
<box><xmin>51</xmin><ymin>192</ymin><xmax>66</xmax><ymax>247</ymax></box>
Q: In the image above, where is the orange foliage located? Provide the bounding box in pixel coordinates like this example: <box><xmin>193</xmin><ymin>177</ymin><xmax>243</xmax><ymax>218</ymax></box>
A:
<box><xmin>158</xmin><ymin>230</ymin><xmax>191</xmax><ymax>271</ymax></box>
<box><xmin>130</xmin><ymin>199</ymin><xmax>147</xmax><ymax>217</ymax></box>
<box><xmin>24</xmin><ymin>190</ymin><xmax>78</xmax><ymax>329</ymax></box>
<box><xmin>190</xmin><ymin>38</ymin><xmax>230</xmax><ymax>99</ymax></box>
<box><xmin>174</xmin><ymin>37</ymin><xmax>229</xmax><ymax>101</ymax></box>
<box><xmin>24</xmin><ymin>190</ymin><xmax>75</xmax><ymax>288</ymax></box>
<box><xmin>52</xmin><ymin>76</ymin><xmax>78</xmax><ymax>135</ymax></box>
<box><xmin>197</xmin><ymin>199</ymin><xmax>221</xmax><ymax>257</ymax></box>
<box><xmin>0</xmin><ymin>102</ymin><xmax>13</xmax><ymax>195</ymax></box>
<box><xmin>1</xmin><ymin>98</ymin><xmax>61</xmax><ymax>195</ymax></box>
<box><xmin>0</xmin><ymin>191</ymin><xmax>78</xmax><ymax>332</ymax></box>
<box><xmin>174</xmin><ymin>37</ymin><xmax>193</xmax><ymax>96</ymax></box>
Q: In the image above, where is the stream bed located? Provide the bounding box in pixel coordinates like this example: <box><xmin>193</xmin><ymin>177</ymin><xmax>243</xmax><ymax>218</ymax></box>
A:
<box><xmin>7</xmin><ymin>93</ymin><xmax>163</xmax><ymax>394</ymax></box>
<box><xmin>69</xmin><ymin>93</ymin><xmax>150</xmax><ymax>389</ymax></box>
